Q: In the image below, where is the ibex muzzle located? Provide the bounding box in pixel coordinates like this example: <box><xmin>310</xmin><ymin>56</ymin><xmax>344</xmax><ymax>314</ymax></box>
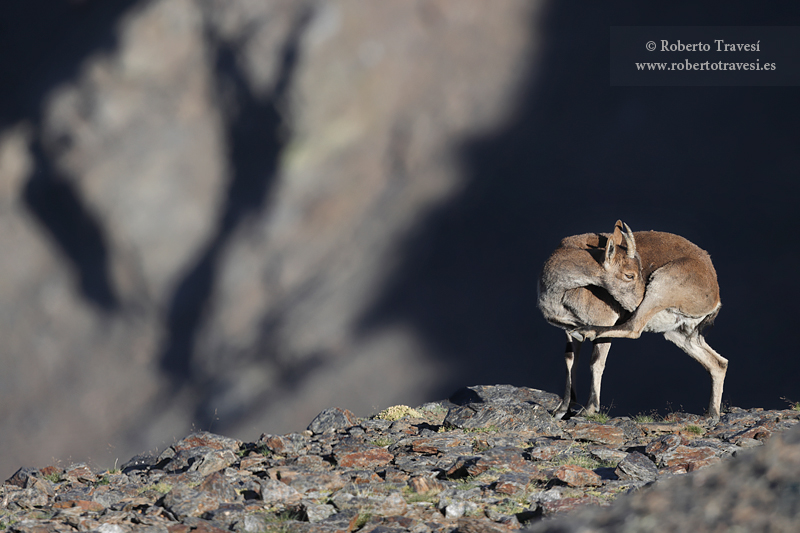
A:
<box><xmin>538</xmin><ymin>221</ymin><xmax>727</xmax><ymax>420</ymax></box>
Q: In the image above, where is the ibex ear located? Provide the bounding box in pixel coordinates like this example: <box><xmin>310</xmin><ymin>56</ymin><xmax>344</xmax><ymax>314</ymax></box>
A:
<box><xmin>611</xmin><ymin>220</ymin><xmax>624</xmax><ymax>246</ymax></box>
<box><xmin>603</xmin><ymin>236</ymin><xmax>616</xmax><ymax>269</ymax></box>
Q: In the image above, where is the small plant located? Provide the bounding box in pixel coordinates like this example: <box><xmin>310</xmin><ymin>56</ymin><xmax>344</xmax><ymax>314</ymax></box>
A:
<box><xmin>781</xmin><ymin>397</ymin><xmax>800</xmax><ymax>411</ymax></box>
<box><xmin>633</xmin><ymin>413</ymin><xmax>656</xmax><ymax>423</ymax></box>
<box><xmin>371</xmin><ymin>437</ymin><xmax>393</xmax><ymax>447</ymax></box>
<box><xmin>583</xmin><ymin>412</ymin><xmax>610</xmax><ymax>423</ymax></box>
<box><xmin>107</xmin><ymin>458</ymin><xmax>120</xmax><ymax>475</ymax></box>
<box><xmin>686</xmin><ymin>424</ymin><xmax>704</xmax><ymax>435</ymax></box>
<box><xmin>95</xmin><ymin>475</ymin><xmax>111</xmax><ymax>486</ymax></box>
<box><xmin>375</xmin><ymin>405</ymin><xmax>422</xmax><ymax>421</ymax></box>
<box><xmin>419</xmin><ymin>404</ymin><xmax>448</xmax><ymax>416</ymax></box>
<box><xmin>353</xmin><ymin>512</ymin><xmax>373</xmax><ymax>530</ymax></box>
<box><xmin>41</xmin><ymin>472</ymin><xmax>64</xmax><ymax>483</ymax></box>
<box><xmin>137</xmin><ymin>482</ymin><xmax>173</xmax><ymax>495</ymax></box>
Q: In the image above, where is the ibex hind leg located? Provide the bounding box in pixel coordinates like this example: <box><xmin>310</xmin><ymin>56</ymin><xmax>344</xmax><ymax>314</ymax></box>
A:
<box><xmin>554</xmin><ymin>332</ymin><xmax>582</xmax><ymax>419</ymax></box>
<box><xmin>663</xmin><ymin>329</ymin><xmax>728</xmax><ymax>421</ymax></box>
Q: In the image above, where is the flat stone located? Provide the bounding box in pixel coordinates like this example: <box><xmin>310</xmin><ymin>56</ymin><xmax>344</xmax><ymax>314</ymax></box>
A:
<box><xmin>332</xmin><ymin>438</ymin><xmax>394</xmax><ymax>469</ymax></box>
<box><xmin>446</xmin><ymin>446</ymin><xmax>526</xmax><ymax>477</ymax></box>
<box><xmin>390</xmin><ymin>434</ymin><xmax>474</xmax><ymax>456</ymax></box>
<box><xmin>566</xmin><ymin>421</ymin><xmax>627</xmax><ymax>447</ymax></box>
<box><xmin>588</xmin><ymin>447</ymin><xmax>628</xmax><ymax>464</ymax></box>
<box><xmin>161</xmin><ymin>485</ymin><xmax>220</xmax><ymax>518</ymax></box>
<box><xmin>196</xmin><ymin>471</ymin><xmax>240</xmax><ymax>503</ymax></box>
<box><xmin>408</xmin><ymin>476</ymin><xmax>445</xmax><ymax>493</ymax></box>
<box><xmin>4</xmin><ymin>487</ymin><xmax>50</xmax><ymax>509</ymax></box>
<box><xmin>308</xmin><ymin>407</ymin><xmax>359</xmax><ymax>434</ymax></box>
<box><xmin>615</xmin><ymin>452</ymin><xmax>658</xmax><ymax>482</ymax></box>
<box><xmin>195</xmin><ymin>449</ymin><xmax>238</xmax><ymax>476</ymax></box>
<box><xmin>494</xmin><ymin>472</ymin><xmax>536</xmax><ymax>495</ymax></box>
<box><xmin>552</xmin><ymin>465</ymin><xmax>601</xmax><ymax>487</ymax></box>
<box><xmin>258</xmin><ymin>433</ymin><xmax>308</xmax><ymax>456</ymax></box>
<box><xmin>540</xmin><ymin>495</ymin><xmax>599</xmax><ymax>515</ymax></box>
<box><xmin>267</xmin><ymin>467</ymin><xmax>346</xmax><ymax>494</ymax></box>
<box><xmin>5</xmin><ymin>467</ymin><xmax>39</xmax><ymax>488</ymax></box>
<box><xmin>645</xmin><ymin>433</ymin><xmax>683</xmax><ymax>462</ymax></box>
<box><xmin>259</xmin><ymin>478</ymin><xmax>302</xmax><ymax>504</ymax></box>
<box><xmin>449</xmin><ymin>385</ymin><xmax>562</xmax><ymax>411</ymax></box>
<box><xmin>302</xmin><ymin>501</ymin><xmax>336</xmax><ymax>522</ymax></box>
<box><xmin>64</xmin><ymin>463</ymin><xmax>95</xmax><ymax>483</ymax></box>
<box><xmin>655</xmin><ymin>445</ymin><xmax>720</xmax><ymax>471</ymax></box>
<box><xmin>52</xmin><ymin>499</ymin><xmax>105</xmax><ymax>512</ymax></box>
<box><xmin>172</xmin><ymin>432</ymin><xmax>241</xmax><ymax>453</ymax></box>
<box><xmin>444</xmin><ymin>401</ymin><xmax>563</xmax><ymax>435</ymax></box>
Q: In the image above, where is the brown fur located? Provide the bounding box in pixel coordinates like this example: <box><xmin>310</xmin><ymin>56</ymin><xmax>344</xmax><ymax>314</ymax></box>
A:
<box><xmin>538</xmin><ymin>221</ymin><xmax>727</xmax><ymax>420</ymax></box>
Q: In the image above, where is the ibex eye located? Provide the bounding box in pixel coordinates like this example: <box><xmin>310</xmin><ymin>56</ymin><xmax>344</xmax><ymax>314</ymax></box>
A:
<box><xmin>625</xmin><ymin>273</ymin><xmax>635</xmax><ymax>280</ymax></box>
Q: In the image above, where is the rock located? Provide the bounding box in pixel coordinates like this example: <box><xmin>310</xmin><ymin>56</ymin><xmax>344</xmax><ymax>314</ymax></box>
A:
<box><xmin>5</xmin><ymin>467</ymin><xmax>39</xmax><ymax>489</ymax></box>
<box><xmin>566</xmin><ymin>420</ymin><xmax>627</xmax><ymax>447</ymax></box>
<box><xmin>551</xmin><ymin>465</ymin><xmax>601</xmax><ymax>487</ymax></box>
<box><xmin>307</xmin><ymin>407</ymin><xmax>359</xmax><ymax>434</ymax></box>
<box><xmin>258</xmin><ymin>478</ymin><xmax>301</xmax><ymax>504</ymax></box>
<box><xmin>615</xmin><ymin>452</ymin><xmax>658</xmax><ymax>482</ymax></box>
<box><xmin>3</xmin><ymin>385</ymin><xmax>799</xmax><ymax>533</ymax></box>
<box><xmin>444</xmin><ymin>401</ymin><xmax>562</xmax><ymax>435</ymax></box>
<box><xmin>449</xmin><ymin>385</ymin><xmax>562</xmax><ymax>411</ymax></box>
<box><xmin>302</xmin><ymin>501</ymin><xmax>336</xmax><ymax>522</ymax></box>
<box><xmin>161</xmin><ymin>484</ymin><xmax>221</xmax><ymax>519</ymax></box>
<box><xmin>527</xmin><ymin>417</ymin><xmax>800</xmax><ymax>532</ymax></box>
<box><xmin>446</xmin><ymin>446</ymin><xmax>527</xmax><ymax>477</ymax></box>
<box><xmin>332</xmin><ymin>437</ymin><xmax>394</xmax><ymax>469</ymax></box>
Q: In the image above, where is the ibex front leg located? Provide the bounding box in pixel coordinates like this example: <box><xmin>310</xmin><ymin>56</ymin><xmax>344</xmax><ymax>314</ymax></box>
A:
<box><xmin>554</xmin><ymin>332</ymin><xmax>581</xmax><ymax>419</ymax></box>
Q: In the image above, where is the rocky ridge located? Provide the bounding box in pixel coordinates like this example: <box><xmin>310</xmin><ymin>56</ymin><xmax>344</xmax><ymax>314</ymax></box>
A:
<box><xmin>2</xmin><ymin>385</ymin><xmax>799</xmax><ymax>532</ymax></box>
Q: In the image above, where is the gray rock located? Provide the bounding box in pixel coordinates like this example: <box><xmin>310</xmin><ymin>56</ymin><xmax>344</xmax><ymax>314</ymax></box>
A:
<box><xmin>259</xmin><ymin>478</ymin><xmax>301</xmax><ymax>504</ymax></box>
<box><xmin>449</xmin><ymin>385</ymin><xmax>562</xmax><ymax>412</ymax></box>
<box><xmin>302</xmin><ymin>501</ymin><xmax>336</xmax><ymax>522</ymax></box>
<box><xmin>160</xmin><ymin>484</ymin><xmax>220</xmax><ymax>519</ymax></box>
<box><xmin>614</xmin><ymin>452</ymin><xmax>658</xmax><ymax>482</ymax></box>
<box><xmin>444</xmin><ymin>401</ymin><xmax>562</xmax><ymax>435</ymax></box>
<box><xmin>307</xmin><ymin>407</ymin><xmax>359</xmax><ymax>434</ymax></box>
<box><xmin>527</xmin><ymin>422</ymin><xmax>800</xmax><ymax>532</ymax></box>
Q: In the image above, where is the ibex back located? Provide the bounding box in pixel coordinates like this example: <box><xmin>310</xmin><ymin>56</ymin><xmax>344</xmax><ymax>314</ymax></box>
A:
<box><xmin>538</xmin><ymin>221</ymin><xmax>727</xmax><ymax>420</ymax></box>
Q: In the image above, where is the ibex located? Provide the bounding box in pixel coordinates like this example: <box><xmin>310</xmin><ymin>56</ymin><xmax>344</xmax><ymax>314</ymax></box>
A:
<box><xmin>538</xmin><ymin>221</ymin><xmax>727</xmax><ymax>420</ymax></box>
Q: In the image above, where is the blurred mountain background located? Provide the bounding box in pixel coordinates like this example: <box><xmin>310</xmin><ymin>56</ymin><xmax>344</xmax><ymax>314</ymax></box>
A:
<box><xmin>1</xmin><ymin>0</ymin><xmax>799</xmax><ymax>477</ymax></box>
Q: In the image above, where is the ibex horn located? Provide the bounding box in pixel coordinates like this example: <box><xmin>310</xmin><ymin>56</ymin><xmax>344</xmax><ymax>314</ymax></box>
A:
<box><xmin>623</xmin><ymin>222</ymin><xmax>636</xmax><ymax>258</ymax></box>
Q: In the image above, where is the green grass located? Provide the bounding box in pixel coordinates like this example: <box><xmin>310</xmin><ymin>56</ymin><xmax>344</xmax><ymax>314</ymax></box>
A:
<box><xmin>353</xmin><ymin>512</ymin><xmax>373</xmax><ymax>529</ymax></box>
<box><xmin>633</xmin><ymin>414</ymin><xmax>656</xmax><ymax>423</ymax></box>
<box><xmin>137</xmin><ymin>482</ymin><xmax>173</xmax><ymax>495</ymax></box>
<box><xmin>583</xmin><ymin>412</ymin><xmax>610</xmax><ymax>423</ymax></box>
<box><xmin>372</xmin><ymin>437</ymin><xmax>394</xmax><ymax>447</ymax></box>
<box><xmin>41</xmin><ymin>472</ymin><xmax>64</xmax><ymax>483</ymax></box>
<box><xmin>686</xmin><ymin>424</ymin><xmax>704</xmax><ymax>435</ymax></box>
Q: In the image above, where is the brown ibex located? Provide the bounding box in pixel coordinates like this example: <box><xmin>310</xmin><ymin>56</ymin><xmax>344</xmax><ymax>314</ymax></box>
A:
<box><xmin>538</xmin><ymin>221</ymin><xmax>727</xmax><ymax>420</ymax></box>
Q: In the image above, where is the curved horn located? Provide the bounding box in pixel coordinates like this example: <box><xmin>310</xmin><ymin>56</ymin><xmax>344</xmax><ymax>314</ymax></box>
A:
<box><xmin>623</xmin><ymin>222</ymin><xmax>636</xmax><ymax>258</ymax></box>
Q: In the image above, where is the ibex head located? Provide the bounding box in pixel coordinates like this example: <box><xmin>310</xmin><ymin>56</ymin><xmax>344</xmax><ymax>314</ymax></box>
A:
<box><xmin>600</xmin><ymin>220</ymin><xmax>644</xmax><ymax>312</ymax></box>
